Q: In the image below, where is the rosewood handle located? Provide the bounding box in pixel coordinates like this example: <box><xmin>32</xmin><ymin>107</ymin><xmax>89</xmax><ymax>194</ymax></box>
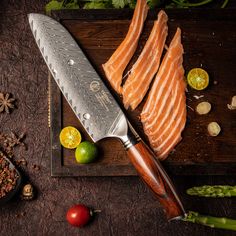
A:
<box><xmin>126</xmin><ymin>140</ymin><xmax>185</xmax><ymax>220</ymax></box>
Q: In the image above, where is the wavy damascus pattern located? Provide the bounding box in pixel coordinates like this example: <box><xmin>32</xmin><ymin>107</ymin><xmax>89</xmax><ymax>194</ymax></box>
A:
<box><xmin>28</xmin><ymin>13</ymin><xmax>125</xmax><ymax>142</ymax></box>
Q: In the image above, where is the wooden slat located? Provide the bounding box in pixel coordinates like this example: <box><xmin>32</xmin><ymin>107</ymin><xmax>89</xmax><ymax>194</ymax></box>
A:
<box><xmin>50</xmin><ymin>9</ymin><xmax>236</xmax><ymax>176</ymax></box>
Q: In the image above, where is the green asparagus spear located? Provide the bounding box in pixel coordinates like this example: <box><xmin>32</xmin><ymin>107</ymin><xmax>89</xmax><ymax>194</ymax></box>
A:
<box><xmin>183</xmin><ymin>211</ymin><xmax>236</xmax><ymax>231</ymax></box>
<box><xmin>187</xmin><ymin>185</ymin><xmax>236</xmax><ymax>197</ymax></box>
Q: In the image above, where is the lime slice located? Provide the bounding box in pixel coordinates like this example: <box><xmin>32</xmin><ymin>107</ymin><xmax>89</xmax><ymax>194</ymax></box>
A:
<box><xmin>59</xmin><ymin>126</ymin><xmax>81</xmax><ymax>149</ymax></box>
<box><xmin>75</xmin><ymin>141</ymin><xmax>98</xmax><ymax>164</ymax></box>
<box><xmin>187</xmin><ymin>68</ymin><xmax>209</xmax><ymax>90</ymax></box>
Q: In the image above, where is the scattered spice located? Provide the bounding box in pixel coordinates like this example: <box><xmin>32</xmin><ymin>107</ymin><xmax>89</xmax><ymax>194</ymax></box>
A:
<box><xmin>16</xmin><ymin>159</ymin><xmax>27</xmax><ymax>167</ymax></box>
<box><xmin>227</xmin><ymin>95</ymin><xmax>236</xmax><ymax>110</ymax></box>
<box><xmin>0</xmin><ymin>92</ymin><xmax>15</xmax><ymax>113</ymax></box>
<box><xmin>21</xmin><ymin>184</ymin><xmax>34</xmax><ymax>200</ymax></box>
<box><xmin>0</xmin><ymin>152</ymin><xmax>19</xmax><ymax>198</ymax></box>
<box><xmin>0</xmin><ymin>132</ymin><xmax>26</xmax><ymax>158</ymax></box>
<box><xmin>32</xmin><ymin>164</ymin><xmax>40</xmax><ymax>171</ymax></box>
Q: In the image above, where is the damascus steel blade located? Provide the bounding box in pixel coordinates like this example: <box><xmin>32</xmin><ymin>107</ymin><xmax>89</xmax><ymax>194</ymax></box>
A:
<box><xmin>28</xmin><ymin>13</ymin><xmax>127</xmax><ymax>142</ymax></box>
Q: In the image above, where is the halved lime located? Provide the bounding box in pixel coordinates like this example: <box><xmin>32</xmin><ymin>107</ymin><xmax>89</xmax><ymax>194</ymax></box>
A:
<box><xmin>75</xmin><ymin>141</ymin><xmax>98</xmax><ymax>164</ymax></box>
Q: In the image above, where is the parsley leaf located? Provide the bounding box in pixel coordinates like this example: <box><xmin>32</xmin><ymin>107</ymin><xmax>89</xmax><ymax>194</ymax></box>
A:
<box><xmin>45</xmin><ymin>0</ymin><xmax>79</xmax><ymax>15</ymax></box>
<box><xmin>147</xmin><ymin>0</ymin><xmax>162</xmax><ymax>7</ymax></box>
<box><xmin>45</xmin><ymin>0</ymin><xmax>63</xmax><ymax>14</ymax></box>
<box><xmin>112</xmin><ymin>0</ymin><xmax>128</xmax><ymax>8</ymax></box>
<box><xmin>84</xmin><ymin>1</ymin><xmax>108</xmax><ymax>9</ymax></box>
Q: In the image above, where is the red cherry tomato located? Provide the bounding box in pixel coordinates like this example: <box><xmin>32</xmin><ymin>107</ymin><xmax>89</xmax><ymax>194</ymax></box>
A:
<box><xmin>66</xmin><ymin>204</ymin><xmax>91</xmax><ymax>227</ymax></box>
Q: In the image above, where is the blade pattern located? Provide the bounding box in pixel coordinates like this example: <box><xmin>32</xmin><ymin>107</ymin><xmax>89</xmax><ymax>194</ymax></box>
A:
<box><xmin>28</xmin><ymin>14</ymin><xmax>126</xmax><ymax>142</ymax></box>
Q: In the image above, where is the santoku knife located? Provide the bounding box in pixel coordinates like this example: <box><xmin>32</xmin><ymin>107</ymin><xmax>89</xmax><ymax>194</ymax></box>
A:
<box><xmin>28</xmin><ymin>13</ymin><xmax>186</xmax><ymax>220</ymax></box>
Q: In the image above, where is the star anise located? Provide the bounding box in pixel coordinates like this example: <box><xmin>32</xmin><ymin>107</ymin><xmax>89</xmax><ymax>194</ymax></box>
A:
<box><xmin>0</xmin><ymin>93</ymin><xmax>15</xmax><ymax>113</ymax></box>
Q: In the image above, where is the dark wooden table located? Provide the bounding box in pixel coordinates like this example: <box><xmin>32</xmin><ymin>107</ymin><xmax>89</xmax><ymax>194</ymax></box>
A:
<box><xmin>1</xmin><ymin>1</ymin><xmax>236</xmax><ymax>235</ymax></box>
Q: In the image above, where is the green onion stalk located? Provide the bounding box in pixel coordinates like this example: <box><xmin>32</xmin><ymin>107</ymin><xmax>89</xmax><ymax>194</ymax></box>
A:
<box><xmin>183</xmin><ymin>211</ymin><xmax>236</xmax><ymax>231</ymax></box>
<box><xmin>187</xmin><ymin>185</ymin><xmax>236</xmax><ymax>197</ymax></box>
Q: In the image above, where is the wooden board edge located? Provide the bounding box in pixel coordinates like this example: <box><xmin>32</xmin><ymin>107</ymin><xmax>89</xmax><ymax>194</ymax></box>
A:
<box><xmin>50</xmin><ymin>73</ymin><xmax>64</xmax><ymax>177</ymax></box>
<box><xmin>50</xmin><ymin>8</ymin><xmax>236</xmax><ymax>22</ymax></box>
<box><xmin>49</xmin><ymin>9</ymin><xmax>236</xmax><ymax>176</ymax></box>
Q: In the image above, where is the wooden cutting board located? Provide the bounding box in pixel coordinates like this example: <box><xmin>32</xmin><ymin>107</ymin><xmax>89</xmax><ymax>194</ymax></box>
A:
<box><xmin>49</xmin><ymin>9</ymin><xmax>236</xmax><ymax>176</ymax></box>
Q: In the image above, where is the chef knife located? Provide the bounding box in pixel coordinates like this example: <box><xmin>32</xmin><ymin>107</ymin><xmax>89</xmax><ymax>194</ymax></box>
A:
<box><xmin>28</xmin><ymin>13</ymin><xmax>186</xmax><ymax>220</ymax></box>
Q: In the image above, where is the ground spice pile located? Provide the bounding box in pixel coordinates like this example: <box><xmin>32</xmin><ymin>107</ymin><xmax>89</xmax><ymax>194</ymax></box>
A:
<box><xmin>0</xmin><ymin>131</ymin><xmax>26</xmax><ymax>199</ymax></box>
<box><xmin>0</xmin><ymin>152</ymin><xmax>19</xmax><ymax>198</ymax></box>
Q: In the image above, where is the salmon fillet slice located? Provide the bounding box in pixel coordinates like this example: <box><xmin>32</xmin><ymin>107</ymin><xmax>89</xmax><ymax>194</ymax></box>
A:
<box><xmin>102</xmin><ymin>0</ymin><xmax>148</xmax><ymax>94</ymax></box>
<box><xmin>141</xmin><ymin>28</ymin><xmax>186</xmax><ymax>160</ymax></box>
<box><xmin>122</xmin><ymin>10</ymin><xmax>168</xmax><ymax>110</ymax></box>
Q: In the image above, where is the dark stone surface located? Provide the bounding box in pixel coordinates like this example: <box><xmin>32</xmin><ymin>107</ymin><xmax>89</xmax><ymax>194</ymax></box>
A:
<box><xmin>1</xmin><ymin>1</ymin><xmax>236</xmax><ymax>236</ymax></box>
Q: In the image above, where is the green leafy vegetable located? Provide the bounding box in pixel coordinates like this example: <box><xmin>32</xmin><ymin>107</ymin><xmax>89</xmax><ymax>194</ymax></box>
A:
<box><xmin>127</xmin><ymin>0</ymin><xmax>136</xmax><ymax>8</ymax></box>
<box><xmin>45</xmin><ymin>0</ymin><xmax>64</xmax><ymax>14</ymax></box>
<box><xmin>45</xmin><ymin>0</ymin><xmax>230</xmax><ymax>11</ymax></box>
<box><xmin>63</xmin><ymin>1</ymin><xmax>80</xmax><ymax>9</ymax></box>
<box><xmin>45</xmin><ymin>0</ymin><xmax>79</xmax><ymax>15</ymax></box>
<box><xmin>221</xmin><ymin>0</ymin><xmax>229</xmax><ymax>8</ymax></box>
<box><xmin>84</xmin><ymin>1</ymin><xmax>109</xmax><ymax>9</ymax></box>
<box><xmin>147</xmin><ymin>0</ymin><xmax>162</xmax><ymax>8</ymax></box>
<box><xmin>112</xmin><ymin>0</ymin><xmax>128</xmax><ymax>8</ymax></box>
<box><xmin>172</xmin><ymin>0</ymin><xmax>213</xmax><ymax>7</ymax></box>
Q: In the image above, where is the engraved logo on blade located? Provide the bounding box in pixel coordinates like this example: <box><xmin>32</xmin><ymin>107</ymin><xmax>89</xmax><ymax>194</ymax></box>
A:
<box><xmin>95</xmin><ymin>91</ymin><xmax>112</xmax><ymax>112</ymax></box>
<box><xmin>90</xmin><ymin>81</ymin><xmax>100</xmax><ymax>92</ymax></box>
<box><xmin>90</xmin><ymin>81</ymin><xmax>112</xmax><ymax>112</ymax></box>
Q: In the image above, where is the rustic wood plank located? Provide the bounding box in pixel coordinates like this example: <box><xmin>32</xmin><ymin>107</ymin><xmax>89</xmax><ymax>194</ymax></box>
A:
<box><xmin>50</xmin><ymin>9</ymin><xmax>236</xmax><ymax>176</ymax></box>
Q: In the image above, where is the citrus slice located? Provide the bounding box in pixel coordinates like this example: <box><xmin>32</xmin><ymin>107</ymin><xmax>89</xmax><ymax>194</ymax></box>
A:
<box><xmin>59</xmin><ymin>126</ymin><xmax>81</xmax><ymax>149</ymax></box>
<box><xmin>187</xmin><ymin>68</ymin><xmax>209</xmax><ymax>90</ymax></box>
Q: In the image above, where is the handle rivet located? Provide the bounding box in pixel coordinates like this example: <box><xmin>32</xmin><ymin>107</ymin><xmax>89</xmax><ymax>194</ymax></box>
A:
<box><xmin>83</xmin><ymin>113</ymin><xmax>90</xmax><ymax>120</ymax></box>
<box><xmin>68</xmin><ymin>59</ymin><xmax>75</xmax><ymax>66</ymax></box>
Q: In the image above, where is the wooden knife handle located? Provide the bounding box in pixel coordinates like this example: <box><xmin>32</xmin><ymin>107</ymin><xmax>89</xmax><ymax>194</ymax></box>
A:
<box><xmin>126</xmin><ymin>140</ymin><xmax>185</xmax><ymax>220</ymax></box>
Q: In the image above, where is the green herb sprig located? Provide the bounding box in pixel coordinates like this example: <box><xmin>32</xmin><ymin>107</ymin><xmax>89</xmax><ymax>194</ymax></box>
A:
<box><xmin>45</xmin><ymin>0</ymin><xmax>230</xmax><ymax>13</ymax></box>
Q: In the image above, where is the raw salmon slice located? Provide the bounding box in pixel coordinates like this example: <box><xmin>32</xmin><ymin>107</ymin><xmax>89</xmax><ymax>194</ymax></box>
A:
<box><xmin>141</xmin><ymin>28</ymin><xmax>186</xmax><ymax>160</ymax></box>
<box><xmin>102</xmin><ymin>0</ymin><xmax>148</xmax><ymax>94</ymax></box>
<box><xmin>123</xmin><ymin>10</ymin><xmax>168</xmax><ymax>110</ymax></box>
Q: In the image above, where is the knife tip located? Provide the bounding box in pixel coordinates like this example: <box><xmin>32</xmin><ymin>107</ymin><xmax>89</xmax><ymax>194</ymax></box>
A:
<box><xmin>27</xmin><ymin>13</ymin><xmax>34</xmax><ymax>23</ymax></box>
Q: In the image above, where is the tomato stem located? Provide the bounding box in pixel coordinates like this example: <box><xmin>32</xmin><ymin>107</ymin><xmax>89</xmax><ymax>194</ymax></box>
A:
<box><xmin>93</xmin><ymin>209</ymin><xmax>102</xmax><ymax>213</ymax></box>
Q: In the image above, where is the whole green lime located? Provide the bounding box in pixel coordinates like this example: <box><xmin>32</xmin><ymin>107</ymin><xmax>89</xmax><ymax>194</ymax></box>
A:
<box><xmin>75</xmin><ymin>141</ymin><xmax>98</xmax><ymax>164</ymax></box>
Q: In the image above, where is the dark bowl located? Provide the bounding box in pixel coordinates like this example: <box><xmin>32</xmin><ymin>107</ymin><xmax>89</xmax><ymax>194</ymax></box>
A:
<box><xmin>0</xmin><ymin>156</ymin><xmax>22</xmax><ymax>205</ymax></box>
